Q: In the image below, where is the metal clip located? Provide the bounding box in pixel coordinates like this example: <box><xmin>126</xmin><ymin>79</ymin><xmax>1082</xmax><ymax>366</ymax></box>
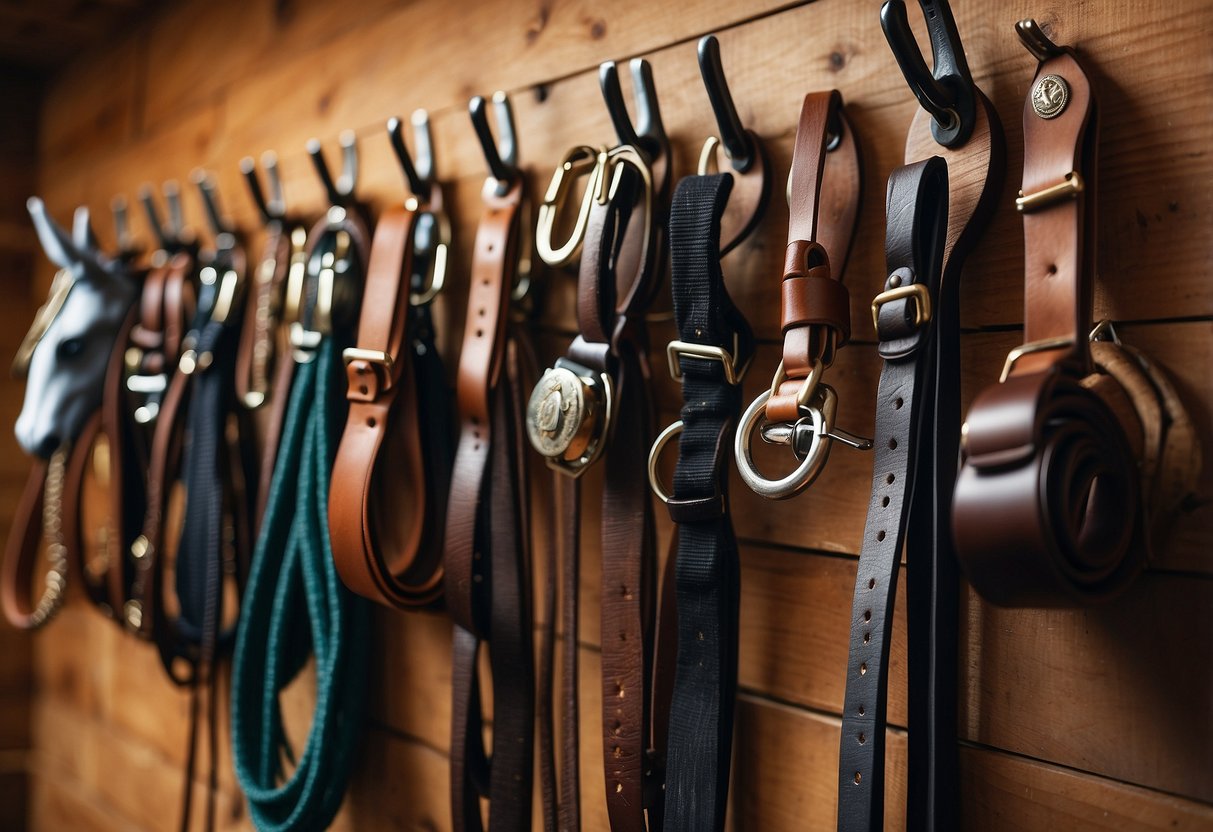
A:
<box><xmin>871</xmin><ymin>282</ymin><xmax>932</xmax><ymax>331</ymax></box>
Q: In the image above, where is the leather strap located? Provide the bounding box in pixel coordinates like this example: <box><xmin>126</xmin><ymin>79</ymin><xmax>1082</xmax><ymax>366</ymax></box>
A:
<box><xmin>529</xmin><ymin>136</ymin><xmax>666</xmax><ymax>832</ymax></box>
<box><xmin>232</xmin><ymin>205</ymin><xmax>372</xmax><ymax>831</ymax></box>
<box><xmin>445</xmin><ymin>172</ymin><xmax>536</xmax><ymax>832</ymax></box>
<box><xmin>953</xmin><ymin>35</ymin><xmax>1148</xmax><ymax>605</ymax></box>
<box><xmin>837</xmin><ymin>158</ymin><xmax>948</xmax><ymax>832</ymax></box>
<box><xmin>659</xmin><ymin>173</ymin><xmax>753</xmax><ymax>832</ymax></box>
<box><xmin>767</xmin><ymin>91</ymin><xmax>861</xmax><ymax>423</ymax></box>
<box><xmin>329</xmin><ymin>201</ymin><xmax>452</xmax><ymax>609</ymax></box>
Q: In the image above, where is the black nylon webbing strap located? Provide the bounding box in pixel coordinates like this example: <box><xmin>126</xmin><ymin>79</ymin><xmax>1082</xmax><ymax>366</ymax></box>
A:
<box><xmin>661</xmin><ymin>173</ymin><xmax>753</xmax><ymax>832</ymax></box>
<box><xmin>837</xmin><ymin>157</ymin><xmax>947</xmax><ymax>831</ymax></box>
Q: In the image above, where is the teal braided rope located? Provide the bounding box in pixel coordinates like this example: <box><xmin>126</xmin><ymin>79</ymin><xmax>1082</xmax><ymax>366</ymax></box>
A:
<box><xmin>231</xmin><ymin>337</ymin><xmax>370</xmax><ymax>831</ymax></box>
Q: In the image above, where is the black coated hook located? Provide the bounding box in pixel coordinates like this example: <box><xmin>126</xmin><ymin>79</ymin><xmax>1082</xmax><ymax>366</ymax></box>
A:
<box><xmin>111</xmin><ymin>195</ymin><xmax>137</xmax><ymax>256</ymax></box>
<box><xmin>139</xmin><ymin>181</ymin><xmax>189</xmax><ymax>252</ymax></box>
<box><xmin>307</xmin><ymin>130</ymin><xmax>359</xmax><ymax>206</ymax></box>
<box><xmin>880</xmin><ymin>0</ymin><xmax>976</xmax><ymax>148</ymax></box>
<box><xmin>599</xmin><ymin>58</ymin><xmax>668</xmax><ymax>159</ymax></box>
<box><xmin>388</xmin><ymin>110</ymin><xmax>436</xmax><ymax>201</ymax></box>
<box><xmin>697</xmin><ymin>35</ymin><xmax>756</xmax><ymax>173</ymax></box>
<box><xmin>240</xmin><ymin>152</ymin><xmax>286</xmax><ymax>226</ymax></box>
<box><xmin>191</xmin><ymin>169</ymin><xmax>235</xmax><ymax>238</ymax></box>
<box><xmin>1015</xmin><ymin>18</ymin><xmax>1064</xmax><ymax>62</ymax></box>
<box><xmin>469</xmin><ymin>91</ymin><xmax>518</xmax><ymax>194</ymax></box>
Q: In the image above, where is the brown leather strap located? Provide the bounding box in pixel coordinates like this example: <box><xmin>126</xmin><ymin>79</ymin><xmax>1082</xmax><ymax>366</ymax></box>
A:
<box><xmin>767</xmin><ymin>91</ymin><xmax>861</xmax><ymax>423</ymax></box>
<box><xmin>329</xmin><ymin>203</ymin><xmax>445</xmax><ymax>608</ymax></box>
<box><xmin>1</xmin><ymin>458</ymin><xmax>64</xmax><ymax>629</ymax></box>
<box><xmin>953</xmin><ymin>32</ymin><xmax>1147</xmax><ymax>605</ymax></box>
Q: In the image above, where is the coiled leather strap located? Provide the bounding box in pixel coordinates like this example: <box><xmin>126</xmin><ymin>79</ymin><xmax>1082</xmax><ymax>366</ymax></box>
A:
<box><xmin>953</xmin><ymin>34</ymin><xmax>1147</xmax><ymax>605</ymax></box>
<box><xmin>329</xmin><ymin>204</ymin><xmax>452</xmax><ymax>609</ymax></box>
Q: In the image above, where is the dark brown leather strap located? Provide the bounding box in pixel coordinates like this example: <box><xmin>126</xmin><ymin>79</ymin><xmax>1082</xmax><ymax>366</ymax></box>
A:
<box><xmin>0</xmin><ymin>457</ymin><xmax>64</xmax><ymax>629</ymax></box>
<box><xmin>838</xmin><ymin>156</ymin><xmax>948</xmax><ymax>832</ymax></box>
<box><xmin>953</xmin><ymin>27</ymin><xmax>1146</xmax><ymax>605</ymax></box>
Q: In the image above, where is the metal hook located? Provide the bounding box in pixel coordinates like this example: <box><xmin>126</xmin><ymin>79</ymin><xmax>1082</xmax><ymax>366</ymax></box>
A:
<box><xmin>599</xmin><ymin>58</ymin><xmax>668</xmax><ymax>158</ymax></box>
<box><xmin>880</xmin><ymin>0</ymin><xmax>976</xmax><ymax>148</ymax></box>
<box><xmin>697</xmin><ymin>35</ymin><xmax>755</xmax><ymax>173</ymax></box>
<box><xmin>164</xmin><ymin>181</ymin><xmax>186</xmax><ymax>241</ymax></box>
<box><xmin>1016</xmin><ymin>18</ymin><xmax>1064</xmax><ymax>62</ymax></box>
<box><xmin>307</xmin><ymin>130</ymin><xmax>358</xmax><ymax>206</ymax></box>
<box><xmin>469</xmin><ymin>91</ymin><xmax>518</xmax><ymax>193</ymax></box>
<box><xmin>111</xmin><ymin>195</ymin><xmax>136</xmax><ymax>256</ymax></box>
<box><xmin>240</xmin><ymin>152</ymin><xmax>286</xmax><ymax>226</ymax></box>
<box><xmin>388</xmin><ymin>109</ymin><xmax>435</xmax><ymax>200</ymax></box>
<box><xmin>191</xmin><ymin>169</ymin><xmax>234</xmax><ymax>238</ymax></box>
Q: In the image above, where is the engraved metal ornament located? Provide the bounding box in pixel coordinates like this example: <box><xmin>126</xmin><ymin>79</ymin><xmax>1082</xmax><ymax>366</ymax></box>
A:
<box><xmin>1031</xmin><ymin>74</ymin><xmax>1070</xmax><ymax>119</ymax></box>
<box><xmin>526</xmin><ymin>367</ymin><xmax>587</xmax><ymax>458</ymax></box>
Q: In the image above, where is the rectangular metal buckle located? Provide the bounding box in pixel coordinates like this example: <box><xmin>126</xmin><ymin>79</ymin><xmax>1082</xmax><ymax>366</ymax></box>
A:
<box><xmin>1016</xmin><ymin>171</ymin><xmax>1084</xmax><ymax>213</ymax></box>
<box><xmin>999</xmin><ymin>336</ymin><xmax>1073</xmax><ymax>382</ymax></box>
<box><xmin>342</xmin><ymin>348</ymin><xmax>394</xmax><ymax>375</ymax></box>
<box><xmin>871</xmin><ymin>283</ymin><xmax>932</xmax><ymax>331</ymax></box>
<box><xmin>666</xmin><ymin>335</ymin><xmax>745</xmax><ymax>386</ymax></box>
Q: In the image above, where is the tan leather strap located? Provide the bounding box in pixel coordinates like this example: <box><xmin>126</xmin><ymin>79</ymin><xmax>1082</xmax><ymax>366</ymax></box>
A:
<box><xmin>330</xmin><ymin>203</ymin><xmax>446</xmax><ymax>608</ymax></box>
<box><xmin>767</xmin><ymin>91</ymin><xmax>862</xmax><ymax>423</ymax></box>
<box><xmin>954</xmin><ymin>32</ymin><xmax>1148</xmax><ymax>605</ymax></box>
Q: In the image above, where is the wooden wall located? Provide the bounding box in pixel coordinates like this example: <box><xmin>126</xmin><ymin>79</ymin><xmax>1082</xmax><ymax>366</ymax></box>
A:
<box><xmin>17</xmin><ymin>0</ymin><xmax>1213</xmax><ymax>829</ymax></box>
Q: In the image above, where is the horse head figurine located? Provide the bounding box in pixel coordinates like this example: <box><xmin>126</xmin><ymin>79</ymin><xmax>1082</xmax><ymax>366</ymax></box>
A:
<box><xmin>13</xmin><ymin>197</ymin><xmax>138</xmax><ymax>458</ymax></box>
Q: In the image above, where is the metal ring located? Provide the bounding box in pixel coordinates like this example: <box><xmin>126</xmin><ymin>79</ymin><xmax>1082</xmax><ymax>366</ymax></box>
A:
<box><xmin>734</xmin><ymin>389</ymin><xmax>834</xmax><ymax>500</ymax></box>
<box><xmin>647</xmin><ymin>420</ymin><xmax>683</xmax><ymax>503</ymax></box>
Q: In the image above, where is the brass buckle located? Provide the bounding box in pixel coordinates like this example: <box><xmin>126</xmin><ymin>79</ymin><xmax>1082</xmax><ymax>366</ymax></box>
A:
<box><xmin>291</xmin><ymin>217</ymin><xmax>351</xmax><ymax>363</ymax></box>
<box><xmin>666</xmin><ymin>334</ymin><xmax>748</xmax><ymax>386</ymax></box>
<box><xmin>999</xmin><ymin>336</ymin><xmax>1073</xmax><ymax>382</ymax></box>
<box><xmin>871</xmin><ymin>283</ymin><xmax>932</xmax><ymax>331</ymax></box>
<box><xmin>1016</xmin><ymin>171</ymin><xmax>1084</xmax><ymax>213</ymax></box>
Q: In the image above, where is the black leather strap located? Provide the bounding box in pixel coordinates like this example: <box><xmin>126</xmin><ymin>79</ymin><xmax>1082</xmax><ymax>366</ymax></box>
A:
<box><xmin>661</xmin><ymin>173</ymin><xmax>753</xmax><ymax>832</ymax></box>
<box><xmin>837</xmin><ymin>157</ymin><xmax>947</xmax><ymax>831</ymax></box>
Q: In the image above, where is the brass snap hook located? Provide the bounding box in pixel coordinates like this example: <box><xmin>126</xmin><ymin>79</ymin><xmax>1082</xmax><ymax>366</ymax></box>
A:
<box><xmin>536</xmin><ymin>145</ymin><xmax>603</xmax><ymax>268</ymax></box>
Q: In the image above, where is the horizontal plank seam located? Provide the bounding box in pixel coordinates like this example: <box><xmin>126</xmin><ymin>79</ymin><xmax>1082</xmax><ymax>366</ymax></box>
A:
<box><xmin>958</xmin><ymin>737</ymin><xmax>1213</xmax><ymax>811</ymax></box>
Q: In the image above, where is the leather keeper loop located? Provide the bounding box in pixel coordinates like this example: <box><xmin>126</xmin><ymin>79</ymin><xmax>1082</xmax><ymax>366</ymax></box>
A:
<box><xmin>781</xmin><ymin>273</ymin><xmax>850</xmax><ymax>344</ymax></box>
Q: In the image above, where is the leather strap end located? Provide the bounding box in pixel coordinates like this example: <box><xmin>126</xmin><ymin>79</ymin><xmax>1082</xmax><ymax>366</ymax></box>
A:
<box><xmin>345</xmin><ymin>359</ymin><xmax>391</xmax><ymax>403</ymax></box>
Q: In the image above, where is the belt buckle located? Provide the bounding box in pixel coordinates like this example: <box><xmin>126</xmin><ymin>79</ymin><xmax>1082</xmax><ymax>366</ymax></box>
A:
<box><xmin>525</xmin><ymin>358</ymin><xmax>614</xmax><ymax>477</ymax></box>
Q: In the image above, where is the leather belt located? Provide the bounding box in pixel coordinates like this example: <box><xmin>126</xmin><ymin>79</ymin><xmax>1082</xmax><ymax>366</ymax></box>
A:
<box><xmin>953</xmin><ymin>21</ymin><xmax>1150</xmax><ymax>606</ymax></box>
<box><xmin>329</xmin><ymin>189</ymin><xmax>452</xmax><ymax>610</ymax></box>
<box><xmin>231</xmin><ymin>197</ymin><xmax>372</xmax><ymax>831</ymax></box>
<box><xmin>734</xmin><ymin>90</ymin><xmax>866</xmax><ymax>501</ymax></box>
<box><xmin>837</xmin><ymin>157</ymin><xmax>948</xmax><ymax>832</ymax></box>
<box><xmin>445</xmin><ymin>92</ymin><xmax>537</xmax><ymax>832</ymax></box>
<box><xmin>528</xmin><ymin>58</ymin><xmax>670</xmax><ymax>832</ymax></box>
<box><xmin>877</xmin><ymin>3</ymin><xmax>1007</xmax><ymax>828</ymax></box>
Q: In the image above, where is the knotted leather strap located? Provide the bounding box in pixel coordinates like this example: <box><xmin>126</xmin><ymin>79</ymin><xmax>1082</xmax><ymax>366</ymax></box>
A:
<box><xmin>231</xmin><ymin>334</ymin><xmax>370</xmax><ymax>831</ymax></box>
<box><xmin>329</xmin><ymin>204</ymin><xmax>452</xmax><ymax>609</ymax></box>
<box><xmin>767</xmin><ymin>91</ymin><xmax>861</xmax><ymax>423</ymax></box>
<box><xmin>1</xmin><ymin>455</ymin><xmax>67</xmax><ymax>629</ymax></box>
<box><xmin>838</xmin><ymin>158</ymin><xmax>948</xmax><ymax>832</ymax></box>
<box><xmin>446</xmin><ymin>174</ymin><xmax>536</xmax><ymax>832</ymax></box>
<box><xmin>660</xmin><ymin>173</ymin><xmax>753</xmax><ymax>832</ymax></box>
<box><xmin>953</xmin><ymin>39</ymin><xmax>1147</xmax><ymax>605</ymax></box>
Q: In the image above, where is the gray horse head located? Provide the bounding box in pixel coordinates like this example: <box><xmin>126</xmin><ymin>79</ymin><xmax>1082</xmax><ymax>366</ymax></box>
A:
<box><xmin>13</xmin><ymin>198</ymin><xmax>137</xmax><ymax>458</ymax></box>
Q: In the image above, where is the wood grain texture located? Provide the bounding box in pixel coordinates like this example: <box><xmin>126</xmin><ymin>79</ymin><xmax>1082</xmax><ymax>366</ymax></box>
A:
<box><xmin>15</xmin><ymin>0</ymin><xmax>1213</xmax><ymax>828</ymax></box>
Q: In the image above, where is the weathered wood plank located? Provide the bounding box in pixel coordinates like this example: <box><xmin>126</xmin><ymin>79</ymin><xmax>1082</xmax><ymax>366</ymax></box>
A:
<box><xmin>959</xmin><ymin>744</ymin><xmax>1213</xmax><ymax>831</ymax></box>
